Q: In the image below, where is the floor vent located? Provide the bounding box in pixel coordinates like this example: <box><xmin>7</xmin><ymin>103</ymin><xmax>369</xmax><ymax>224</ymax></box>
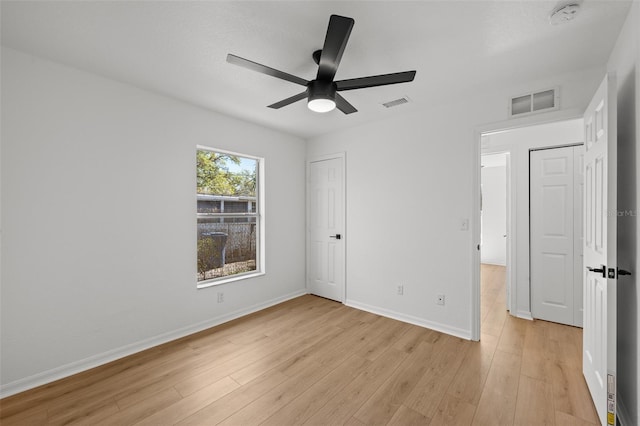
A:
<box><xmin>382</xmin><ymin>97</ymin><xmax>409</xmax><ymax>108</ymax></box>
<box><xmin>509</xmin><ymin>88</ymin><xmax>559</xmax><ymax>117</ymax></box>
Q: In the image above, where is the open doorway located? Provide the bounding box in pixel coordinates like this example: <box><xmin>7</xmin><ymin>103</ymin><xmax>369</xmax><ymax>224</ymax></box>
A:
<box><xmin>473</xmin><ymin>118</ymin><xmax>585</xmax><ymax>340</ymax></box>
<box><xmin>480</xmin><ymin>152</ymin><xmax>510</xmax><ymax>336</ymax></box>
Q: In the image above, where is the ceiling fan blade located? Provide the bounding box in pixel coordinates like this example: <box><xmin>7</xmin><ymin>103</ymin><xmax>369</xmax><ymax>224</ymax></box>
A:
<box><xmin>227</xmin><ymin>54</ymin><xmax>308</xmax><ymax>86</ymax></box>
<box><xmin>335</xmin><ymin>93</ymin><xmax>357</xmax><ymax>114</ymax></box>
<box><xmin>317</xmin><ymin>15</ymin><xmax>354</xmax><ymax>82</ymax></box>
<box><xmin>336</xmin><ymin>70</ymin><xmax>416</xmax><ymax>91</ymax></box>
<box><xmin>267</xmin><ymin>91</ymin><xmax>308</xmax><ymax>109</ymax></box>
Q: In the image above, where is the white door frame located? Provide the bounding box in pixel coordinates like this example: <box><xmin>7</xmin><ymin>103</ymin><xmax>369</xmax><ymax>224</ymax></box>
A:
<box><xmin>471</xmin><ymin>110</ymin><xmax>584</xmax><ymax>340</ymax></box>
<box><xmin>306</xmin><ymin>152</ymin><xmax>347</xmax><ymax>302</ymax></box>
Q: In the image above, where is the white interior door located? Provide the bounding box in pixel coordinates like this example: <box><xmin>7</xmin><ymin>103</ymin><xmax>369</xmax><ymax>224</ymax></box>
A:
<box><xmin>583</xmin><ymin>74</ymin><xmax>617</xmax><ymax>426</ymax></box>
<box><xmin>531</xmin><ymin>145</ymin><xmax>583</xmax><ymax>326</ymax></box>
<box><xmin>307</xmin><ymin>156</ymin><xmax>345</xmax><ymax>302</ymax></box>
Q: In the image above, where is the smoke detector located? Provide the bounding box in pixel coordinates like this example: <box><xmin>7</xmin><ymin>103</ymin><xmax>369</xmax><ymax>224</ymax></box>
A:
<box><xmin>549</xmin><ymin>3</ymin><xmax>581</xmax><ymax>25</ymax></box>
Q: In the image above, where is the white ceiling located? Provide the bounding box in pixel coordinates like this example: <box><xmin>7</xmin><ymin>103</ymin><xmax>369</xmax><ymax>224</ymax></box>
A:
<box><xmin>1</xmin><ymin>1</ymin><xmax>632</xmax><ymax>139</ymax></box>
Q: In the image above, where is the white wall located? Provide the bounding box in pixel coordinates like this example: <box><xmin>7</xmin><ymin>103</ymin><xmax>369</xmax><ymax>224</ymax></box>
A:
<box><xmin>481</xmin><ymin>156</ymin><xmax>507</xmax><ymax>266</ymax></box>
<box><xmin>607</xmin><ymin>1</ymin><xmax>639</xmax><ymax>424</ymax></box>
<box><xmin>0</xmin><ymin>47</ymin><xmax>307</xmax><ymax>396</ymax></box>
<box><xmin>482</xmin><ymin>119</ymin><xmax>584</xmax><ymax>320</ymax></box>
<box><xmin>307</xmin><ymin>65</ymin><xmax>604</xmax><ymax>339</ymax></box>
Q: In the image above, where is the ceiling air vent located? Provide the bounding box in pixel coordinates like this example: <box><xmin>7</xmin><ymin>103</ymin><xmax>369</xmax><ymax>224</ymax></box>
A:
<box><xmin>382</xmin><ymin>97</ymin><xmax>409</xmax><ymax>108</ymax></box>
<box><xmin>509</xmin><ymin>88</ymin><xmax>559</xmax><ymax>118</ymax></box>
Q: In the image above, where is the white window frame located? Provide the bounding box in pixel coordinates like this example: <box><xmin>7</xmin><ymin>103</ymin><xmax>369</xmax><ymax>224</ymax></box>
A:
<box><xmin>196</xmin><ymin>146</ymin><xmax>265</xmax><ymax>289</ymax></box>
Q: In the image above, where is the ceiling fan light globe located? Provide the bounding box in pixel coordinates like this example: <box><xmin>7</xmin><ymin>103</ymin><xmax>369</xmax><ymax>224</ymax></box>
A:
<box><xmin>308</xmin><ymin>98</ymin><xmax>336</xmax><ymax>113</ymax></box>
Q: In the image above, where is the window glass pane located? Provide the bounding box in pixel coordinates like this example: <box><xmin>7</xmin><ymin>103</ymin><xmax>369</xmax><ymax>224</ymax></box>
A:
<box><xmin>197</xmin><ymin>150</ymin><xmax>259</xmax><ymax>283</ymax></box>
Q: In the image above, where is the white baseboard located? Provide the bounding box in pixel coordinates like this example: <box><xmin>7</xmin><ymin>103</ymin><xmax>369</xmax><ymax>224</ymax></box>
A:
<box><xmin>515</xmin><ymin>310</ymin><xmax>534</xmax><ymax>321</ymax></box>
<box><xmin>345</xmin><ymin>299</ymin><xmax>471</xmax><ymax>340</ymax></box>
<box><xmin>0</xmin><ymin>289</ymin><xmax>307</xmax><ymax>399</ymax></box>
<box><xmin>480</xmin><ymin>261</ymin><xmax>507</xmax><ymax>267</ymax></box>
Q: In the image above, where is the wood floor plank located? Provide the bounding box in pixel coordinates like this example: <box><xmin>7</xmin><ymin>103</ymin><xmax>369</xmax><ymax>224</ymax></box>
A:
<box><xmin>481</xmin><ymin>304</ymin><xmax>507</xmax><ymax>337</ymax></box>
<box><xmin>549</xmin><ymin>362</ymin><xmax>599</xmax><ymax>424</ymax></box>
<box><xmin>303</xmin><ymin>348</ymin><xmax>409</xmax><ymax>425</ymax></box>
<box><xmin>46</xmin><ymin>343</ymin><xmax>209</xmax><ymax>417</ymax></box>
<box><xmin>554</xmin><ymin>410</ymin><xmax>598</xmax><ymax>425</ymax></box>
<box><xmin>48</xmin><ymin>397</ymin><xmax>120</xmax><ymax>425</ymax></box>
<box><xmin>0</xmin><ymin>337</ymin><xmax>189</xmax><ymax>418</ymax></box>
<box><xmin>392</xmin><ymin>324</ymin><xmax>435</xmax><ymax>354</ymax></box>
<box><xmin>89</xmin><ymin>386</ymin><xmax>182</xmax><ymax>425</ymax></box>
<box><xmin>10</xmin><ymin>342</ymin><xmax>195</xmax><ymax>421</ymax></box>
<box><xmin>497</xmin><ymin>316</ymin><xmax>528</xmax><ymax>356</ymax></box>
<box><xmin>176</xmin><ymin>369</ymin><xmax>290</xmax><ymax>426</ymax></box>
<box><xmin>177</xmin><ymin>323</ymin><xmax>341</xmax><ymax>394</ymax></box>
<box><xmin>229</xmin><ymin>325</ymin><xmax>348</xmax><ymax>385</ymax></box>
<box><xmin>430</xmin><ymin>393</ymin><xmax>477</xmax><ymax>426</ymax></box>
<box><xmin>216</xmin><ymin>360</ymin><xmax>331</xmax><ymax>426</ymax></box>
<box><xmin>472</xmin><ymin>349</ymin><xmax>521</xmax><ymax>425</ymax></box>
<box><xmin>343</xmin><ymin>416</ymin><xmax>368</xmax><ymax>426</ymax></box>
<box><xmin>547</xmin><ymin>323</ymin><xmax>583</xmax><ymax>367</ymax></box>
<box><xmin>404</xmin><ymin>335</ymin><xmax>470</xmax><ymax>418</ymax></box>
<box><xmin>184</xmin><ymin>295</ymin><xmax>320</xmax><ymax>350</ymax></box>
<box><xmin>446</xmin><ymin>333</ymin><xmax>498</xmax><ymax>405</ymax></box>
<box><xmin>386</xmin><ymin>404</ymin><xmax>431</xmax><ymax>426</ymax></box>
<box><xmin>513</xmin><ymin>375</ymin><xmax>555</xmax><ymax>425</ymax></box>
<box><xmin>0</xmin><ymin>404</ymin><xmax>48</xmax><ymax>426</ymax></box>
<box><xmin>520</xmin><ymin>321</ymin><xmax>558</xmax><ymax>384</ymax></box>
<box><xmin>1</xmin><ymin>268</ymin><xmax>600</xmax><ymax>426</ymax></box>
<box><xmin>352</xmin><ymin>316</ymin><xmax>411</xmax><ymax>361</ymax></box>
<box><xmin>274</xmin><ymin>324</ymin><xmax>371</xmax><ymax>378</ymax></box>
<box><xmin>327</xmin><ymin>304</ymin><xmax>378</xmax><ymax>329</ymax></box>
<box><xmin>260</xmin><ymin>354</ymin><xmax>371</xmax><ymax>426</ymax></box>
<box><xmin>134</xmin><ymin>376</ymin><xmax>240</xmax><ymax>425</ymax></box>
<box><xmin>352</xmin><ymin>340</ymin><xmax>435</xmax><ymax>425</ymax></box>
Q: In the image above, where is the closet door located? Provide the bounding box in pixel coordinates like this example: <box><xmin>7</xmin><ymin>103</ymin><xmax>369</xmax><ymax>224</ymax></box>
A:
<box><xmin>530</xmin><ymin>145</ymin><xmax>582</xmax><ymax>326</ymax></box>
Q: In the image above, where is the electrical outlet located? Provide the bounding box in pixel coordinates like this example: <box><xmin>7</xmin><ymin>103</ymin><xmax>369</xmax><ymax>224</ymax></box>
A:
<box><xmin>397</xmin><ymin>285</ymin><xmax>404</xmax><ymax>295</ymax></box>
<box><xmin>217</xmin><ymin>292</ymin><xmax>224</xmax><ymax>303</ymax></box>
<box><xmin>436</xmin><ymin>294</ymin><xmax>445</xmax><ymax>305</ymax></box>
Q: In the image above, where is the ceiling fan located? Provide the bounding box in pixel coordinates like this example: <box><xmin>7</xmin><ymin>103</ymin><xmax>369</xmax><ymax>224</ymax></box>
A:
<box><xmin>226</xmin><ymin>14</ymin><xmax>417</xmax><ymax>114</ymax></box>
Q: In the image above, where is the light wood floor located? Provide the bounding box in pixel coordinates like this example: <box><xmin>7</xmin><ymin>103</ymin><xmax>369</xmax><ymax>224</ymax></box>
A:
<box><xmin>1</xmin><ymin>265</ymin><xmax>599</xmax><ymax>425</ymax></box>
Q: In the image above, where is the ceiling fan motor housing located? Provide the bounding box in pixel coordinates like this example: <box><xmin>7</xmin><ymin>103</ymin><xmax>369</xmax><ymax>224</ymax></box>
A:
<box><xmin>308</xmin><ymin>80</ymin><xmax>337</xmax><ymax>101</ymax></box>
<box><xmin>307</xmin><ymin>80</ymin><xmax>337</xmax><ymax>112</ymax></box>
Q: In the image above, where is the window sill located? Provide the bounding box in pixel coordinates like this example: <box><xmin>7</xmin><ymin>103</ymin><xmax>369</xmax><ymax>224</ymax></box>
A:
<box><xmin>197</xmin><ymin>271</ymin><xmax>265</xmax><ymax>289</ymax></box>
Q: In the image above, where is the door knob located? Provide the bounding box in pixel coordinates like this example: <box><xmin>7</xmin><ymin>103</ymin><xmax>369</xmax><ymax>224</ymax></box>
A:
<box><xmin>330</xmin><ymin>234</ymin><xmax>341</xmax><ymax>240</ymax></box>
<box><xmin>586</xmin><ymin>265</ymin><xmax>606</xmax><ymax>278</ymax></box>
<box><xmin>618</xmin><ymin>268</ymin><xmax>632</xmax><ymax>277</ymax></box>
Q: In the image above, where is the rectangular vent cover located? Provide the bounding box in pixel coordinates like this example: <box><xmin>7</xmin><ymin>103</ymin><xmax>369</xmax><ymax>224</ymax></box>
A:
<box><xmin>509</xmin><ymin>88</ymin><xmax>558</xmax><ymax>117</ymax></box>
<box><xmin>382</xmin><ymin>97</ymin><xmax>409</xmax><ymax>108</ymax></box>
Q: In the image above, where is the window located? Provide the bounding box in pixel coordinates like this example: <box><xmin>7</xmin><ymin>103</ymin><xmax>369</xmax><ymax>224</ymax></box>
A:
<box><xmin>196</xmin><ymin>147</ymin><xmax>263</xmax><ymax>287</ymax></box>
